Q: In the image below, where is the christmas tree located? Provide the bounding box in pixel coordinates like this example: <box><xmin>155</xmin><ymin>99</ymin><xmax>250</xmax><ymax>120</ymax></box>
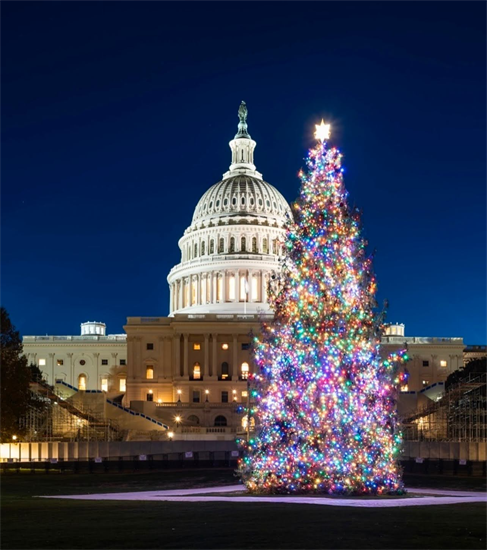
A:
<box><xmin>238</xmin><ymin>122</ymin><xmax>409</xmax><ymax>495</ymax></box>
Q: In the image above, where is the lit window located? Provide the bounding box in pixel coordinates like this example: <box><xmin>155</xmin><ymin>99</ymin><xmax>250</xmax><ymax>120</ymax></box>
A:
<box><xmin>147</xmin><ymin>343</ymin><xmax>154</xmax><ymax>350</ymax></box>
<box><xmin>221</xmin><ymin>362</ymin><xmax>229</xmax><ymax>380</ymax></box>
<box><xmin>146</xmin><ymin>365</ymin><xmax>154</xmax><ymax>379</ymax></box>
<box><xmin>101</xmin><ymin>378</ymin><xmax>108</xmax><ymax>392</ymax></box>
<box><xmin>422</xmin><ymin>360</ymin><xmax>429</xmax><ymax>367</ymax></box>
<box><xmin>101</xmin><ymin>359</ymin><xmax>108</xmax><ymax>365</ymax></box>
<box><xmin>440</xmin><ymin>360</ymin><xmax>447</xmax><ymax>367</ymax></box>
<box><xmin>221</xmin><ymin>391</ymin><xmax>229</xmax><ymax>403</ymax></box>
<box><xmin>214</xmin><ymin>415</ymin><xmax>227</xmax><ymax>427</ymax></box>
<box><xmin>56</xmin><ymin>359</ymin><xmax>64</xmax><ymax>366</ymax></box>
<box><xmin>119</xmin><ymin>378</ymin><xmax>126</xmax><ymax>392</ymax></box>
<box><xmin>242</xmin><ymin>416</ymin><xmax>255</xmax><ymax>430</ymax></box>
<box><xmin>422</xmin><ymin>380</ymin><xmax>429</xmax><ymax>387</ymax></box>
<box><xmin>39</xmin><ymin>359</ymin><xmax>46</xmax><ymax>366</ymax></box>
<box><xmin>217</xmin><ymin>276</ymin><xmax>222</xmax><ymax>301</ymax></box>
<box><xmin>242</xmin><ymin>391</ymin><xmax>248</xmax><ymax>398</ymax></box>
<box><xmin>120</xmin><ymin>359</ymin><xmax>126</xmax><ymax>365</ymax></box>
<box><xmin>401</xmin><ymin>385</ymin><xmax>409</xmax><ymax>392</ymax></box>
<box><xmin>222</xmin><ymin>343</ymin><xmax>229</xmax><ymax>350</ymax></box>
<box><xmin>193</xmin><ymin>363</ymin><xmax>201</xmax><ymax>380</ymax></box>
<box><xmin>78</xmin><ymin>374</ymin><xmax>87</xmax><ymax>391</ymax></box>
<box><xmin>241</xmin><ymin>362</ymin><xmax>249</xmax><ymax>380</ymax></box>
<box><xmin>193</xmin><ymin>343</ymin><xmax>201</xmax><ymax>350</ymax></box>
<box><xmin>262</xmin><ymin>238</ymin><xmax>268</xmax><ymax>254</ymax></box>
<box><xmin>229</xmin><ymin>275</ymin><xmax>236</xmax><ymax>300</ymax></box>
<box><xmin>240</xmin><ymin>276</ymin><xmax>247</xmax><ymax>300</ymax></box>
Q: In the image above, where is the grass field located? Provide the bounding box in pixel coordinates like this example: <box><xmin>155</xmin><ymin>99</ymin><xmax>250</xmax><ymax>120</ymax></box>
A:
<box><xmin>2</xmin><ymin>469</ymin><xmax>486</xmax><ymax>549</ymax></box>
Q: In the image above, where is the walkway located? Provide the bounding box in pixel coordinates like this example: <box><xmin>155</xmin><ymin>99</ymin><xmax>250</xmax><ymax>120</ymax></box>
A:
<box><xmin>40</xmin><ymin>484</ymin><xmax>487</xmax><ymax>508</ymax></box>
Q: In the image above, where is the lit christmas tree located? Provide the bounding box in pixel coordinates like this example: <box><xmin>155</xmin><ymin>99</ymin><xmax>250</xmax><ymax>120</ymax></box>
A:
<box><xmin>238</xmin><ymin>122</ymin><xmax>409</xmax><ymax>495</ymax></box>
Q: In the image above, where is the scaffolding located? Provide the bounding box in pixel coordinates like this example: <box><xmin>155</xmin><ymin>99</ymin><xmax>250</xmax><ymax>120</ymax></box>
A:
<box><xmin>21</xmin><ymin>381</ymin><xmax>123</xmax><ymax>442</ymax></box>
<box><xmin>402</xmin><ymin>373</ymin><xmax>487</xmax><ymax>442</ymax></box>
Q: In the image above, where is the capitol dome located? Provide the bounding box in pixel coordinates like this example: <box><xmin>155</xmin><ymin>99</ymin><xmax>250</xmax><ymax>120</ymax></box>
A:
<box><xmin>167</xmin><ymin>102</ymin><xmax>292</xmax><ymax>315</ymax></box>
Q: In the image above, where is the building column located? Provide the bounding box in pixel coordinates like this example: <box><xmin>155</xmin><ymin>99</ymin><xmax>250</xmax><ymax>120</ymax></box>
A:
<box><xmin>232</xmin><ymin>335</ymin><xmax>238</xmax><ymax>380</ymax></box>
<box><xmin>197</xmin><ymin>273</ymin><xmax>201</xmax><ymax>305</ymax></box>
<box><xmin>204</xmin><ymin>333</ymin><xmax>210</xmax><ymax>378</ymax></box>
<box><xmin>49</xmin><ymin>353</ymin><xmax>55</xmax><ymax>386</ymax></box>
<box><xmin>222</xmin><ymin>271</ymin><xmax>227</xmax><ymax>302</ymax></box>
<box><xmin>67</xmin><ymin>353</ymin><xmax>74</xmax><ymax>386</ymax></box>
<box><xmin>178</xmin><ymin>279</ymin><xmax>183</xmax><ymax>310</ymax></box>
<box><xmin>169</xmin><ymin>284</ymin><xmax>174</xmax><ymax>313</ymax></box>
<box><xmin>248</xmin><ymin>269</ymin><xmax>253</xmax><ymax>302</ymax></box>
<box><xmin>234</xmin><ymin>269</ymin><xmax>239</xmax><ymax>302</ymax></box>
<box><xmin>211</xmin><ymin>333</ymin><xmax>218</xmax><ymax>378</ymax></box>
<box><xmin>261</xmin><ymin>271</ymin><xmax>267</xmax><ymax>303</ymax></box>
<box><xmin>173</xmin><ymin>333</ymin><xmax>181</xmax><ymax>377</ymax></box>
<box><xmin>93</xmin><ymin>353</ymin><xmax>100</xmax><ymax>390</ymax></box>
<box><xmin>183</xmin><ymin>334</ymin><xmax>189</xmax><ymax>378</ymax></box>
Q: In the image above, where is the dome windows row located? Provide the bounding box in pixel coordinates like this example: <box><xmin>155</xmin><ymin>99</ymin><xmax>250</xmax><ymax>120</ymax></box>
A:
<box><xmin>204</xmin><ymin>195</ymin><xmax>281</xmax><ymax>211</ymax></box>
<box><xmin>182</xmin><ymin>234</ymin><xmax>282</xmax><ymax>262</ymax></box>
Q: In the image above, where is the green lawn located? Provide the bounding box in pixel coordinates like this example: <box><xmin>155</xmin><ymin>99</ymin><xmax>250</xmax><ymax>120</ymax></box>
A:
<box><xmin>1</xmin><ymin>470</ymin><xmax>486</xmax><ymax>549</ymax></box>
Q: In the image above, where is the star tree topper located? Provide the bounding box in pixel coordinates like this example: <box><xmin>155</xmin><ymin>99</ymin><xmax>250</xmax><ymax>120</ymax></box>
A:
<box><xmin>314</xmin><ymin>119</ymin><xmax>331</xmax><ymax>141</ymax></box>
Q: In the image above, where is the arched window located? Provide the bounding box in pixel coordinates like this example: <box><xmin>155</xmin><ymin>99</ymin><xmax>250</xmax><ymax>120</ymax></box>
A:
<box><xmin>119</xmin><ymin>378</ymin><xmax>126</xmax><ymax>392</ymax></box>
<box><xmin>241</xmin><ymin>236</ymin><xmax>246</xmax><ymax>252</ymax></box>
<box><xmin>230</xmin><ymin>237</ymin><xmax>235</xmax><ymax>253</ymax></box>
<box><xmin>219</xmin><ymin>238</ymin><xmax>224</xmax><ymax>253</ymax></box>
<box><xmin>214</xmin><ymin>415</ymin><xmax>227</xmax><ymax>427</ymax></box>
<box><xmin>210</xmin><ymin>240</ymin><xmax>214</xmax><ymax>254</ymax></box>
<box><xmin>263</xmin><ymin>238</ymin><xmax>268</xmax><ymax>254</ymax></box>
<box><xmin>201</xmin><ymin>241</ymin><xmax>205</xmax><ymax>255</ymax></box>
<box><xmin>78</xmin><ymin>374</ymin><xmax>87</xmax><ymax>391</ymax></box>
<box><xmin>146</xmin><ymin>365</ymin><xmax>154</xmax><ymax>380</ymax></box>
<box><xmin>252</xmin><ymin>237</ymin><xmax>257</xmax><ymax>253</ymax></box>
<box><xmin>188</xmin><ymin>415</ymin><xmax>200</xmax><ymax>425</ymax></box>
<box><xmin>194</xmin><ymin>243</ymin><xmax>198</xmax><ymax>257</ymax></box>
<box><xmin>272</xmin><ymin>239</ymin><xmax>277</xmax><ymax>254</ymax></box>
<box><xmin>241</xmin><ymin>362</ymin><xmax>249</xmax><ymax>380</ymax></box>
<box><xmin>193</xmin><ymin>363</ymin><xmax>201</xmax><ymax>380</ymax></box>
<box><xmin>101</xmin><ymin>378</ymin><xmax>108</xmax><ymax>392</ymax></box>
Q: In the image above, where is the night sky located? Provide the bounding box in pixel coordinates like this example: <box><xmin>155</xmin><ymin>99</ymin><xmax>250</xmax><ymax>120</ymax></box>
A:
<box><xmin>2</xmin><ymin>2</ymin><xmax>485</xmax><ymax>344</ymax></box>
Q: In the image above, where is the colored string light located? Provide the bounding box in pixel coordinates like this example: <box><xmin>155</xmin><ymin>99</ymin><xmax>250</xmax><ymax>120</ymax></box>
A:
<box><xmin>238</xmin><ymin>131</ymin><xmax>409</xmax><ymax>495</ymax></box>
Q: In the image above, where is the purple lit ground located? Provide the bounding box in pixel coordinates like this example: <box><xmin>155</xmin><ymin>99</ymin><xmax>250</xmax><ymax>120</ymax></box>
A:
<box><xmin>40</xmin><ymin>484</ymin><xmax>487</xmax><ymax>508</ymax></box>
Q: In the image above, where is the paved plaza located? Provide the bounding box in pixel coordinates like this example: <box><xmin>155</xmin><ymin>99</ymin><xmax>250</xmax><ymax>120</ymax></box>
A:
<box><xmin>40</xmin><ymin>484</ymin><xmax>487</xmax><ymax>508</ymax></box>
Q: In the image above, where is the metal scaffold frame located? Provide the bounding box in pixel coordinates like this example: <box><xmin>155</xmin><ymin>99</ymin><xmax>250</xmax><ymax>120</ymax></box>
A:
<box><xmin>402</xmin><ymin>373</ymin><xmax>487</xmax><ymax>442</ymax></box>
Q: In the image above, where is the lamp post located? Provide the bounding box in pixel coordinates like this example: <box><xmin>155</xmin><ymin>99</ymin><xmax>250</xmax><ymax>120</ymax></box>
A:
<box><xmin>205</xmin><ymin>389</ymin><xmax>209</xmax><ymax>402</ymax></box>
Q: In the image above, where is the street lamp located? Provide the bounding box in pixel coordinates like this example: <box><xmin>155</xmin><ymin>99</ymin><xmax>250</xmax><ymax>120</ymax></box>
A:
<box><xmin>12</xmin><ymin>435</ymin><xmax>17</xmax><ymax>441</ymax></box>
<box><xmin>232</xmin><ymin>389</ymin><xmax>237</xmax><ymax>402</ymax></box>
<box><xmin>205</xmin><ymin>389</ymin><xmax>209</xmax><ymax>402</ymax></box>
<box><xmin>175</xmin><ymin>415</ymin><xmax>181</xmax><ymax>426</ymax></box>
<box><xmin>177</xmin><ymin>389</ymin><xmax>182</xmax><ymax>402</ymax></box>
<box><xmin>168</xmin><ymin>431</ymin><xmax>174</xmax><ymax>441</ymax></box>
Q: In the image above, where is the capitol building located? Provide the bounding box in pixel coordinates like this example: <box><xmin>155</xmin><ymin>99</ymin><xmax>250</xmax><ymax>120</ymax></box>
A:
<box><xmin>22</xmin><ymin>103</ymin><xmax>467</xmax><ymax>440</ymax></box>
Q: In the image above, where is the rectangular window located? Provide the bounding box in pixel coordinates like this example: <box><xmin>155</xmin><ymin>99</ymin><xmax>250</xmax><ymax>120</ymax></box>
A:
<box><xmin>193</xmin><ymin>364</ymin><xmax>201</xmax><ymax>380</ymax></box>
<box><xmin>120</xmin><ymin>359</ymin><xmax>126</xmax><ymax>365</ymax></box>
<box><xmin>440</xmin><ymin>360</ymin><xmax>447</xmax><ymax>367</ymax></box>
<box><xmin>57</xmin><ymin>359</ymin><xmax>64</xmax><ymax>366</ymax></box>
<box><xmin>192</xmin><ymin>390</ymin><xmax>200</xmax><ymax>403</ymax></box>
<box><xmin>147</xmin><ymin>343</ymin><xmax>154</xmax><ymax>350</ymax></box>
<box><xmin>147</xmin><ymin>392</ymin><xmax>153</xmax><ymax>402</ymax></box>
<box><xmin>221</xmin><ymin>391</ymin><xmax>229</xmax><ymax>403</ymax></box>
<box><xmin>193</xmin><ymin>343</ymin><xmax>201</xmax><ymax>350</ymax></box>
<box><xmin>146</xmin><ymin>366</ymin><xmax>154</xmax><ymax>379</ymax></box>
<box><xmin>241</xmin><ymin>391</ymin><xmax>248</xmax><ymax>398</ymax></box>
<box><xmin>422</xmin><ymin>360</ymin><xmax>429</xmax><ymax>367</ymax></box>
<box><xmin>39</xmin><ymin>359</ymin><xmax>46</xmax><ymax>366</ymax></box>
<box><xmin>101</xmin><ymin>359</ymin><xmax>108</xmax><ymax>366</ymax></box>
<box><xmin>241</xmin><ymin>343</ymin><xmax>250</xmax><ymax>350</ymax></box>
<box><xmin>101</xmin><ymin>378</ymin><xmax>108</xmax><ymax>392</ymax></box>
<box><xmin>119</xmin><ymin>378</ymin><xmax>126</xmax><ymax>392</ymax></box>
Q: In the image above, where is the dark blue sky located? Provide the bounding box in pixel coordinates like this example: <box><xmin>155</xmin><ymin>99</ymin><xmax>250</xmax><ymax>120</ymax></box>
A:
<box><xmin>2</xmin><ymin>2</ymin><xmax>485</xmax><ymax>343</ymax></box>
